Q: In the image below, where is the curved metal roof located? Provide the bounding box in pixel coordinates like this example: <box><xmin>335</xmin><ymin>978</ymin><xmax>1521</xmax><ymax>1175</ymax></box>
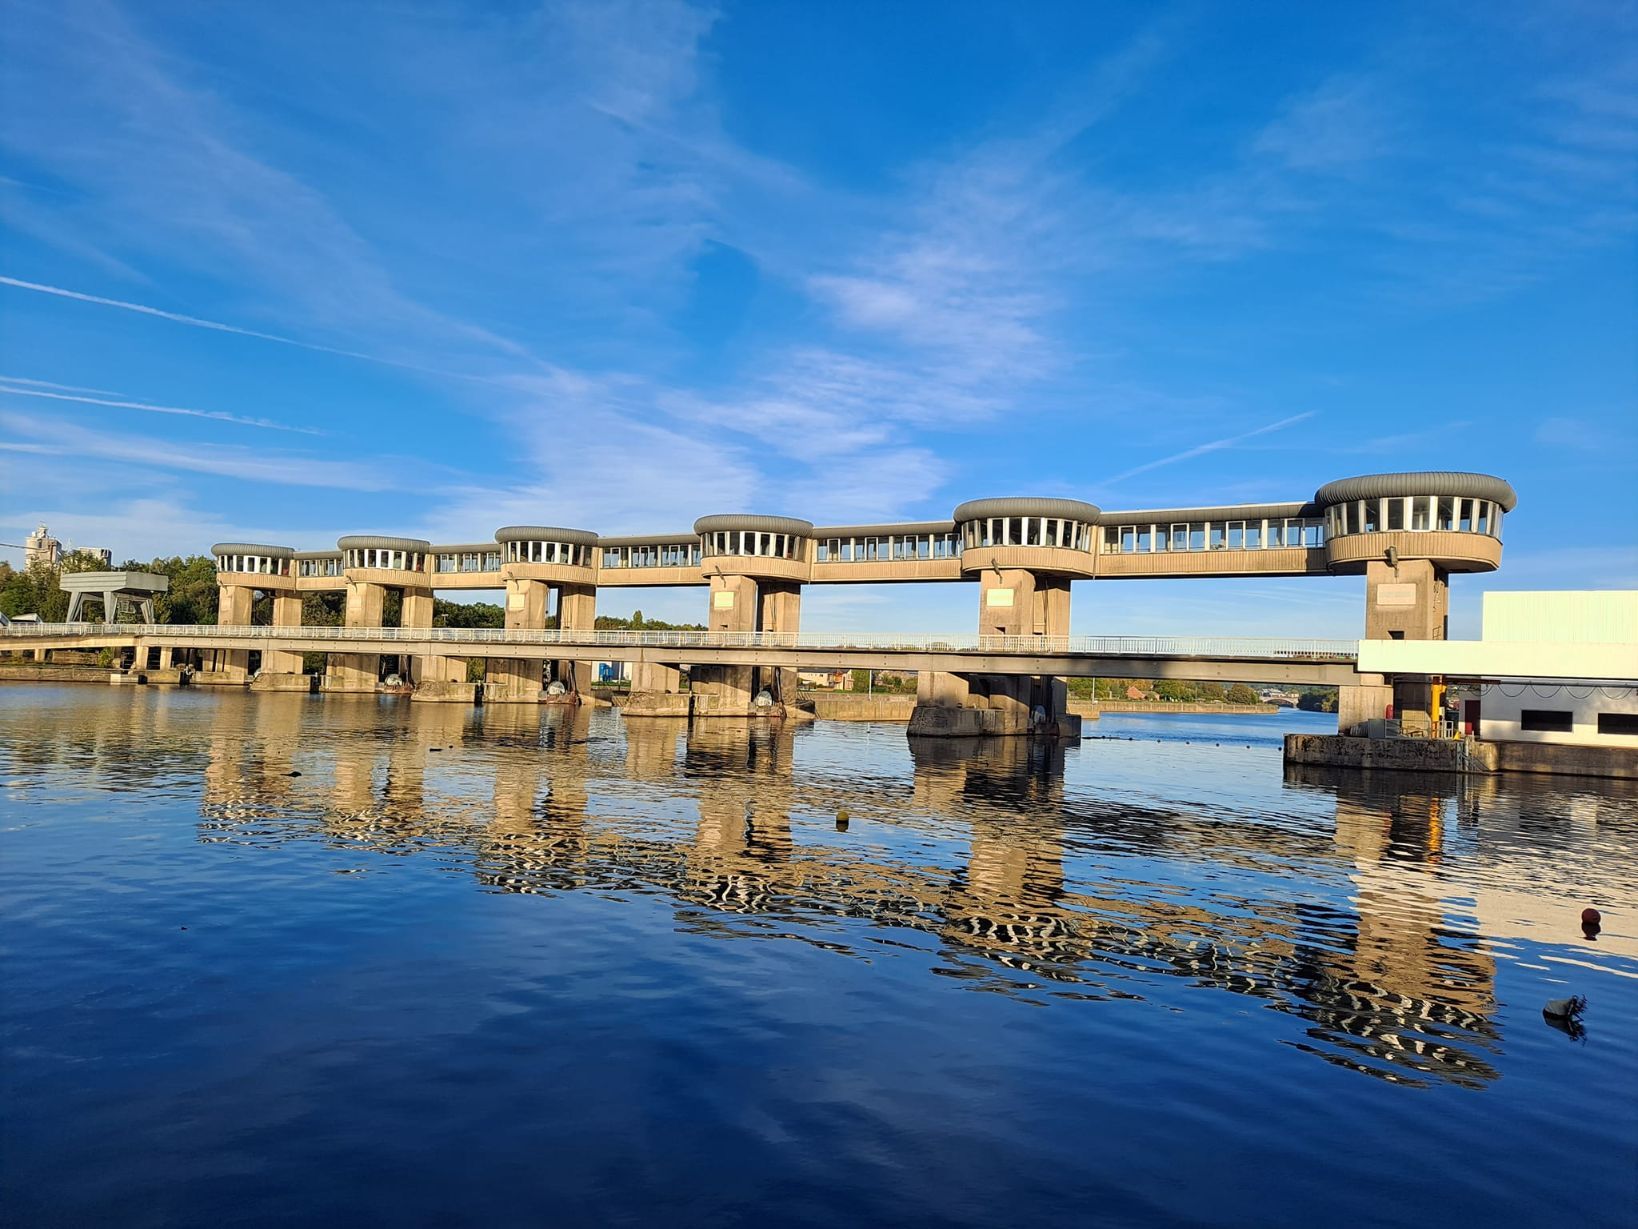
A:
<box><xmin>693</xmin><ymin>514</ymin><xmax>814</xmax><ymax>536</ymax></box>
<box><xmin>493</xmin><ymin>525</ymin><xmax>600</xmax><ymax>546</ymax></box>
<box><xmin>211</xmin><ymin>542</ymin><xmax>294</xmax><ymax>558</ymax></box>
<box><xmin>337</xmin><ymin>534</ymin><xmax>433</xmax><ymax>551</ymax></box>
<box><xmin>952</xmin><ymin>497</ymin><xmax>1102</xmax><ymax>523</ymax></box>
<box><xmin>1313</xmin><ymin>472</ymin><xmax>1517</xmax><ymax>512</ymax></box>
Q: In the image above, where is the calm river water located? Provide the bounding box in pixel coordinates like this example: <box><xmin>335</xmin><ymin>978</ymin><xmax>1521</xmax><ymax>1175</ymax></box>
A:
<box><xmin>1</xmin><ymin>686</ymin><xmax>1634</xmax><ymax>1227</ymax></box>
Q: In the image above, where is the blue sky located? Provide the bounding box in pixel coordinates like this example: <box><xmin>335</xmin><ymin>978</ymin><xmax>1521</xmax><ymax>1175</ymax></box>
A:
<box><xmin>1</xmin><ymin>0</ymin><xmax>1634</xmax><ymax>635</ymax></box>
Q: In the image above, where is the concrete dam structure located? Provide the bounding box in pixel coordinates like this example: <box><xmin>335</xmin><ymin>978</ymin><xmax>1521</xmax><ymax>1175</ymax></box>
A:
<box><xmin>21</xmin><ymin>471</ymin><xmax>1519</xmax><ymax>737</ymax></box>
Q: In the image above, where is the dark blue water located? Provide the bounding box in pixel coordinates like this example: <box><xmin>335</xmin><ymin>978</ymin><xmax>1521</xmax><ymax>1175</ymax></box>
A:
<box><xmin>2</xmin><ymin>687</ymin><xmax>1635</xmax><ymax>1227</ymax></box>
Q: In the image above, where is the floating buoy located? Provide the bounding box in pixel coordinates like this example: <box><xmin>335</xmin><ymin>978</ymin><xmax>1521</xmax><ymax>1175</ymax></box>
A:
<box><xmin>287</xmin><ymin>770</ymin><xmax>301</xmax><ymax>777</ymax></box>
<box><xmin>1582</xmin><ymin>907</ymin><xmax>1602</xmax><ymax>927</ymax></box>
<box><xmin>836</xmin><ymin>808</ymin><xmax>850</xmax><ymax>832</ymax></box>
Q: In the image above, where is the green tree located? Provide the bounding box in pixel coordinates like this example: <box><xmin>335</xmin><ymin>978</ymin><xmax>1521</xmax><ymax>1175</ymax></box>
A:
<box><xmin>1198</xmin><ymin>681</ymin><xmax>1227</xmax><ymax>702</ymax></box>
<box><xmin>433</xmin><ymin>598</ymin><xmax>505</xmax><ymax>628</ymax></box>
<box><xmin>1297</xmin><ymin>687</ymin><xmax>1338</xmax><ymax>713</ymax></box>
<box><xmin>1226</xmin><ymin>683</ymin><xmax>1260</xmax><ymax>706</ymax></box>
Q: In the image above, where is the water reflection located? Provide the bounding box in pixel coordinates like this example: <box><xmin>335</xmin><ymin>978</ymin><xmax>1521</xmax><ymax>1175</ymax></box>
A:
<box><xmin>81</xmin><ymin>696</ymin><xmax>1593</xmax><ymax>1091</ymax></box>
<box><xmin>6</xmin><ymin>688</ymin><xmax>1633</xmax><ymax>1094</ymax></box>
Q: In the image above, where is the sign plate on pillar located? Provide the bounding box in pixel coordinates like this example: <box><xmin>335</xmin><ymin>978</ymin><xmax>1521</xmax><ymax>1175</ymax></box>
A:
<box><xmin>985</xmin><ymin>588</ymin><xmax>1015</xmax><ymax>608</ymax></box>
<box><xmin>508</xmin><ymin>593</ymin><xmax>525</xmax><ymax>610</ymax></box>
<box><xmin>1376</xmin><ymin>583</ymin><xmax>1417</xmax><ymax>608</ymax></box>
<box><xmin>713</xmin><ymin>591</ymin><xmax>735</xmax><ymax>609</ymax></box>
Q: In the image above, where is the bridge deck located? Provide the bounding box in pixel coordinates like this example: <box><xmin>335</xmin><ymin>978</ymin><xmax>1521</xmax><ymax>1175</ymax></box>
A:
<box><xmin>1</xmin><ymin>625</ymin><xmax>1374</xmax><ymax>685</ymax></box>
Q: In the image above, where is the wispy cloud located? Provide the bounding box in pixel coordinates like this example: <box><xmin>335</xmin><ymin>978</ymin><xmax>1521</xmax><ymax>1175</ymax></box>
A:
<box><xmin>0</xmin><ymin>381</ymin><xmax>320</xmax><ymax>435</ymax></box>
<box><xmin>0</xmin><ymin>412</ymin><xmax>404</xmax><ymax>491</ymax></box>
<box><xmin>1102</xmin><ymin>413</ymin><xmax>1318</xmax><ymax>485</ymax></box>
<box><xmin>0</xmin><ymin>276</ymin><xmax>530</xmax><ymax>389</ymax></box>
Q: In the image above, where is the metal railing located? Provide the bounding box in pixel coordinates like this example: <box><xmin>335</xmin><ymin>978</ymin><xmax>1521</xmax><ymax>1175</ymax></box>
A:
<box><xmin>0</xmin><ymin>622</ymin><xmax>1360</xmax><ymax>661</ymax></box>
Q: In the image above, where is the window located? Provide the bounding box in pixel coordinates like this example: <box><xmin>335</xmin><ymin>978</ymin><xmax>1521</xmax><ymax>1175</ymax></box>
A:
<box><xmin>1437</xmin><ymin>497</ymin><xmax>1455</xmax><ymax>531</ymax></box>
<box><xmin>1520</xmin><ymin>709</ymin><xmax>1574</xmax><ymax>732</ymax></box>
<box><xmin>1491</xmin><ymin>508</ymin><xmax>1503</xmax><ymax>538</ymax></box>
<box><xmin>1208</xmin><ymin>523</ymin><xmax>1225</xmax><ymax>550</ymax></box>
<box><xmin>1387</xmin><ymin>498</ymin><xmax>1405</xmax><ymax>531</ymax></box>
<box><xmin>1170</xmin><ymin>523</ymin><xmax>1187</xmax><ymax>551</ymax></box>
<box><xmin>1597</xmin><ymin>712</ymin><xmax>1638</xmax><ymax>736</ymax></box>
<box><xmin>1475</xmin><ymin>502</ymin><xmax>1490</xmax><ymax>534</ymax></box>
<box><xmin>1246</xmin><ymin>520</ymin><xmax>1263</xmax><ymax>549</ymax></box>
<box><xmin>1363</xmin><ymin>500</ymin><xmax>1380</xmax><ymax>533</ymax></box>
<box><xmin>1188</xmin><ymin>522</ymin><xmax>1205</xmax><ymax>551</ymax></box>
<box><xmin>1411</xmin><ymin>497</ymin><xmax>1431</xmax><ymax>531</ymax></box>
<box><xmin>1226</xmin><ymin>521</ymin><xmax>1244</xmax><ymax>549</ymax></box>
<box><xmin>1304</xmin><ymin>520</ymin><xmax>1323</xmax><ymax>547</ymax></box>
<box><xmin>1120</xmin><ymin>525</ymin><xmax>1137</xmax><ymax>552</ymax></box>
<box><xmin>1458</xmin><ymin>499</ymin><xmax>1473</xmax><ymax>532</ymax></box>
<box><xmin>1137</xmin><ymin>526</ymin><xmax>1154</xmax><ymax>552</ymax></box>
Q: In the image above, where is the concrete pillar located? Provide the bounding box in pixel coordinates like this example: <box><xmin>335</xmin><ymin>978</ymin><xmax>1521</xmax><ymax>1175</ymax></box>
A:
<box><xmin>631</xmin><ymin>662</ymin><xmax>682</xmax><ymax>692</ymax></box>
<box><xmin>758</xmin><ymin>582</ymin><xmax>802</xmax><ymax>702</ymax></box>
<box><xmin>1363</xmin><ymin>558</ymin><xmax>1449</xmax><ymax>641</ymax></box>
<box><xmin>554</xmin><ymin>583</ymin><xmax>598</xmax><ymax>699</ymax></box>
<box><xmin>485</xmin><ymin>578</ymin><xmax>546</xmax><ymax>703</ymax></box>
<box><xmin>327</xmin><ymin>579</ymin><xmax>385</xmax><ymax>693</ymax></box>
<box><xmin>692</xmin><ymin>573</ymin><xmax>759</xmax><ymax>716</ymax></box>
<box><xmin>261</xmin><ymin>592</ymin><xmax>304</xmax><ymax>676</ymax></box>
<box><xmin>216</xmin><ymin>584</ymin><xmax>254</xmax><ymax>682</ymax></box>
<box><xmin>398</xmin><ymin>586</ymin><xmax>454</xmax><ymax>689</ymax></box>
<box><xmin>910</xmin><ymin>568</ymin><xmax>1078</xmax><ymax>738</ymax></box>
<box><xmin>1341</xmin><ymin>559</ymin><xmax>1451</xmax><ymax>734</ymax></box>
<box><xmin>157</xmin><ymin>646</ymin><xmax>174</xmax><ymax>670</ymax></box>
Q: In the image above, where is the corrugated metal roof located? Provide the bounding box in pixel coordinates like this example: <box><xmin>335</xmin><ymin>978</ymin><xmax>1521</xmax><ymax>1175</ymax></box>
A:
<box><xmin>337</xmin><ymin>534</ymin><xmax>433</xmax><ymax>551</ymax></box>
<box><xmin>693</xmin><ymin>514</ymin><xmax>814</xmax><ymax>535</ymax></box>
<box><xmin>210</xmin><ymin>542</ymin><xmax>295</xmax><ymax>558</ymax></box>
<box><xmin>493</xmin><ymin>525</ymin><xmax>599</xmax><ymax>546</ymax></box>
<box><xmin>952</xmin><ymin>497</ymin><xmax>1101</xmax><ymax>522</ymax></box>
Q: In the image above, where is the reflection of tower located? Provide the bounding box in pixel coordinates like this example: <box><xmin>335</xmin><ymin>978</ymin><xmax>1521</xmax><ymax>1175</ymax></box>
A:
<box><xmin>910</xmin><ymin>736</ymin><xmax>1079</xmax><ymax>968</ymax></box>
<box><xmin>682</xmin><ymin>722</ymin><xmax>796</xmax><ymax>912</ymax></box>
<box><xmin>199</xmin><ymin>695</ymin><xmax>300</xmax><ymax>828</ymax></box>
<box><xmin>622</xmin><ymin>717</ymin><xmax>688</xmax><ymax>783</ymax></box>
<box><xmin>477</xmin><ymin>705</ymin><xmax>593</xmax><ymax>893</ymax></box>
<box><xmin>1316</xmin><ymin>776</ymin><xmax>1500</xmax><ymax>1084</ymax></box>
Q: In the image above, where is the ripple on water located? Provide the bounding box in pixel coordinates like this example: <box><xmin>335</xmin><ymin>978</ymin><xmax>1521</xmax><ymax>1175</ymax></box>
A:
<box><xmin>1</xmin><ymin>686</ymin><xmax>1635</xmax><ymax>1228</ymax></box>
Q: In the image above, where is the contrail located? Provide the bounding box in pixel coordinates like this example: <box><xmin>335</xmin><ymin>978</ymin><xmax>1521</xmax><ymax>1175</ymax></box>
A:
<box><xmin>0</xmin><ymin>383</ymin><xmax>321</xmax><ymax>434</ymax></box>
<box><xmin>0</xmin><ymin>274</ymin><xmax>512</xmax><ymax>387</ymax></box>
<box><xmin>1103</xmin><ymin>412</ymin><xmax>1317</xmax><ymax>484</ymax></box>
<box><xmin>0</xmin><ymin>375</ymin><xmax>123</xmax><ymax>397</ymax></box>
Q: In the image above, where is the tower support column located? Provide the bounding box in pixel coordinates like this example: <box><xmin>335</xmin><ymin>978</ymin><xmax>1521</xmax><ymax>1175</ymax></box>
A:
<box><xmin>327</xmin><ymin>580</ymin><xmax>385</xmax><ymax>693</ymax></box>
<box><xmin>909</xmin><ymin>568</ymin><xmax>1079</xmax><ymax>739</ymax></box>
<box><xmin>485</xmin><ymin>578</ymin><xmax>546</xmax><ymax>703</ymax></box>
<box><xmin>1341</xmin><ymin>559</ymin><xmax>1450</xmax><ymax>734</ymax></box>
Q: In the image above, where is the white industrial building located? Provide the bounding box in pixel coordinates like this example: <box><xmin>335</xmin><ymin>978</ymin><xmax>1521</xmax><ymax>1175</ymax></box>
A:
<box><xmin>1358</xmin><ymin>591</ymin><xmax>1638</xmax><ymax>749</ymax></box>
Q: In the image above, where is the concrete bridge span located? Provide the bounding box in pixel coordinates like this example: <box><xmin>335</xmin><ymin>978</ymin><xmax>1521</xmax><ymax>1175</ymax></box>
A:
<box><xmin>0</xmin><ymin>624</ymin><xmax>1374</xmax><ymax>689</ymax></box>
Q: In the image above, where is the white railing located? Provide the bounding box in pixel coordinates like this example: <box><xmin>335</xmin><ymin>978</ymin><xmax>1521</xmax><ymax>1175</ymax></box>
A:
<box><xmin>0</xmin><ymin>622</ymin><xmax>1360</xmax><ymax>661</ymax></box>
